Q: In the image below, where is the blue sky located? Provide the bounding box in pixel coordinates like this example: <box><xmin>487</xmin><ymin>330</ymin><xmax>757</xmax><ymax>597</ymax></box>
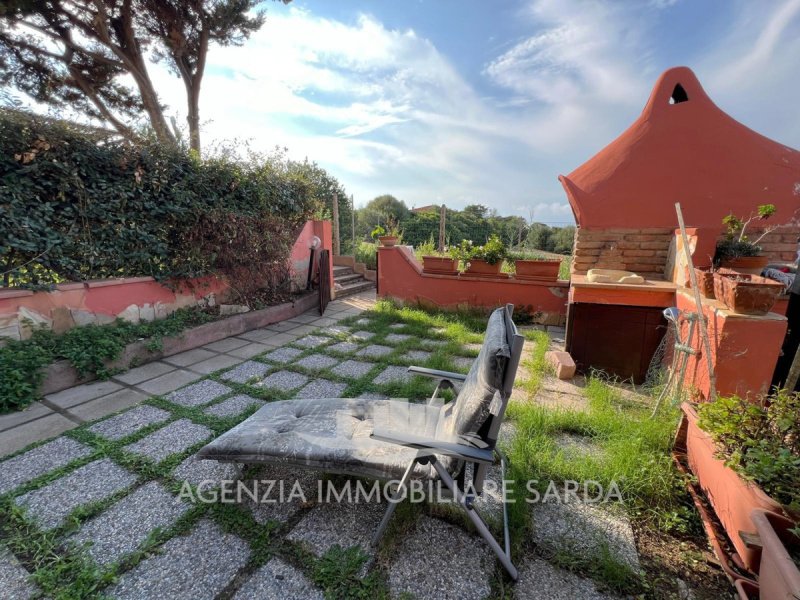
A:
<box><xmin>98</xmin><ymin>1</ymin><xmax>800</xmax><ymax>222</ymax></box>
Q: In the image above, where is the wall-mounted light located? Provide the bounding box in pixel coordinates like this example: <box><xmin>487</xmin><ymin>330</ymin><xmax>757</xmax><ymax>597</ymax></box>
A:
<box><xmin>310</xmin><ymin>235</ymin><xmax>321</xmax><ymax>250</ymax></box>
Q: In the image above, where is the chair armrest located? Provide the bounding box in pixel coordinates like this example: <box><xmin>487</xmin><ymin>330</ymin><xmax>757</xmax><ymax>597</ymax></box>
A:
<box><xmin>407</xmin><ymin>366</ymin><xmax>467</xmax><ymax>382</ymax></box>
<box><xmin>371</xmin><ymin>428</ymin><xmax>493</xmax><ymax>464</ymax></box>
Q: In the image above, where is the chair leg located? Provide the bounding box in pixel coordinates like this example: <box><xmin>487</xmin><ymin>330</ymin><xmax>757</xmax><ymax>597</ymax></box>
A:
<box><xmin>371</xmin><ymin>457</ymin><xmax>418</xmax><ymax>546</ymax></box>
<box><xmin>432</xmin><ymin>460</ymin><xmax>519</xmax><ymax>581</ymax></box>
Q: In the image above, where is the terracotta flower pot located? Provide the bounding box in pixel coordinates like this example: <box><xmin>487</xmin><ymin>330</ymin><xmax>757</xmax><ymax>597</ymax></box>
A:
<box><xmin>682</xmin><ymin>403</ymin><xmax>788</xmax><ymax>572</ymax></box>
<box><xmin>422</xmin><ymin>256</ymin><xmax>458</xmax><ymax>275</ymax></box>
<box><xmin>693</xmin><ymin>267</ymin><xmax>716</xmax><ymax>299</ymax></box>
<box><xmin>713</xmin><ymin>272</ymin><xmax>783</xmax><ymax>315</ymax></box>
<box><xmin>720</xmin><ymin>255</ymin><xmax>770</xmax><ymax>271</ymax></box>
<box><xmin>515</xmin><ymin>259</ymin><xmax>560</xmax><ymax>281</ymax></box>
<box><xmin>463</xmin><ymin>259</ymin><xmax>503</xmax><ymax>277</ymax></box>
<box><xmin>752</xmin><ymin>509</ymin><xmax>800</xmax><ymax>600</ymax></box>
<box><xmin>378</xmin><ymin>236</ymin><xmax>398</xmax><ymax>247</ymax></box>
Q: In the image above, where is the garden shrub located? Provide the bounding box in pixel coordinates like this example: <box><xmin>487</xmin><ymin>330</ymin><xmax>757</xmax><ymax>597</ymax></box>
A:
<box><xmin>0</xmin><ymin>109</ymin><xmax>323</xmax><ymax>292</ymax></box>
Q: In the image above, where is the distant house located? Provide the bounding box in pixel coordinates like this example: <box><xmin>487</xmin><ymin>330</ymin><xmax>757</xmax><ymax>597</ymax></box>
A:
<box><xmin>411</xmin><ymin>205</ymin><xmax>439</xmax><ymax>214</ymax></box>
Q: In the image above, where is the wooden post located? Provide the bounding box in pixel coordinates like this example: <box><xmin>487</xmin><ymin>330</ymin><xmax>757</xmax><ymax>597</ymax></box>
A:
<box><xmin>332</xmin><ymin>192</ymin><xmax>340</xmax><ymax>256</ymax></box>
<box><xmin>438</xmin><ymin>204</ymin><xmax>446</xmax><ymax>252</ymax></box>
<box><xmin>786</xmin><ymin>345</ymin><xmax>800</xmax><ymax>391</ymax></box>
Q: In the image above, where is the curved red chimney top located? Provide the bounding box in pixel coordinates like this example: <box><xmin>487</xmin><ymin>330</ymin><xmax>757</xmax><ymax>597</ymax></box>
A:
<box><xmin>559</xmin><ymin>66</ymin><xmax>800</xmax><ymax>228</ymax></box>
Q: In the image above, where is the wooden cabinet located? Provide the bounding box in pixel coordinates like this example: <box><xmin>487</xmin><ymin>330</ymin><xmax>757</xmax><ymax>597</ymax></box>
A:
<box><xmin>566</xmin><ymin>303</ymin><xmax>667</xmax><ymax>384</ymax></box>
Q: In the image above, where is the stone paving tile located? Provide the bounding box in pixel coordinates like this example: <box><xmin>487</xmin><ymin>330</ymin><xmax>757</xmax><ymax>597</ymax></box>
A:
<box><xmin>294</xmin><ymin>379</ymin><xmax>347</xmax><ymax>399</ymax></box>
<box><xmin>351</xmin><ymin>330</ymin><xmax>375</xmax><ymax>340</ymax></box>
<box><xmin>68</xmin><ymin>388</ymin><xmax>150</xmax><ymax>422</ymax></box>
<box><xmin>233</xmin><ymin>558</ymin><xmax>323</xmax><ymax>600</ymax></box>
<box><xmin>308</xmin><ymin>317</ymin><xmax>338</xmax><ymax>327</ymax></box>
<box><xmin>406</xmin><ymin>350</ymin><xmax>433</xmax><ymax>363</ymax></box>
<box><xmin>203</xmin><ymin>337</ymin><xmax>250</xmax><ymax>353</ymax></box>
<box><xmin>322</xmin><ymin>325</ymin><xmax>351</xmax><ymax>337</ymax></box>
<box><xmin>0</xmin><ymin>402</ymin><xmax>52</xmax><ymax>433</ymax></box>
<box><xmin>236</xmin><ymin>328</ymin><xmax>276</xmax><ymax>342</ymax></box>
<box><xmin>162</xmin><ymin>348</ymin><xmax>217</xmax><ymax>367</ymax></box>
<box><xmin>288</xmin><ymin>313</ymin><xmax>317</xmax><ymax>324</ymax></box>
<box><xmin>204</xmin><ymin>395</ymin><xmax>265</xmax><ymax>418</ymax></box>
<box><xmin>0</xmin><ymin>414</ymin><xmax>78</xmax><ymax>459</ymax></box>
<box><xmin>452</xmin><ymin>356</ymin><xmax>474</xmax><ymax>372</ymax></box>
<box><xmin>106</xmin><ymin>519</ymin><xmax>250</xmax><ymax>600</ymax></box>
<box><xmin>388</xmin><ymin>323</ymin><xmax>407</xmax><ymax>330</ymax></box>
<box><xmin>262</xmin><ymin>347</ymin><xmax>303</xmax><ymax>364</ymax></box>
<box><xmin>137</xmin><ymin>370</ymin><xmax>199</xmax><ymax>396</ymax></box>
<box><xmin>352</xmin><ymin>318</ymin><xmax>372</xmax><ymax>327</ymax></box>
<box><xmin>45</xmin><ymin>380</ymin><xmax>123</xmax><ymax>409</ymax></box>
<box><xmin>0</xmin><ymin>436</ymin><xmax>93</xmax><ymax>495</ymax></box>
<box><xmin>244</xmin><ymin>465</ymin><xmax>320</xmax><ymax>525</ymax></box>
<box><xmin>221</xmin><ymin>360</ymin><xmax>271</xmax><ymax>384</ymax></box>
<box><xmin>15</xmin><ymin>459</ymin><xmax>137</xmax><ymax>530</ymax></box>
<box><xmin>327</xmin><ymin>340</ymin><xmax>360</xmax><ymax>354</ymax></box>
<box><xmin>173</xmin><ymin>455</ymin><xmax>238</xmax><ymax>488</ymax></box>
<box><xmin>188</xmin><ymin>354</ymin><xmax>241</xmax><ymax>375</ymax></box>
<box><xmin>258</xmin><ymin>370</ymin><xmax>309</xmax><ymax>392</ymax></box>
<box><xmin>530</xmin><ymin>498</ymin><xmax>641</xmax><ymax>573</ymax></box>
<box><xmin>88</xmin><ymin>405</ymin><xmax>172</xmax><ymax>441</ymax></box>
<box><xmin>515</xmin><ymin>557</ymin><xmax>619</xmax><ymax>600</ymax></box>
<box><xmin>294</xmin><ymin>353</ymin><xmax>339</xmax><ymax>371</ymax></box>
<box><xmin>265</xmin><ymin>321</ymin><xmax>297</xmax><ymax>333</ymax></box>
<box><xmin>388</xmin><ymin>516</ymin><xmax>492</xmax><ymax>600</ymax></box>
<box><xmin>355</xmin><ymin>344</ymin><xmax>392</xmax><ymax>359</ymax></box>
<box><xmin>262</xmin><ymin>332</ymin><xmax>299</xmax><ymax>346</ymax></box>
<box><xmin>287</xmin><ymin>500</ymin><xmax>385</xmax><ymax>557</ymax></box>
<box><xmin>113</xmin><ymin>361</ymin><xmax>175</xmax><ymax>385</ymax></box>
<box><xmin>331</xmin><ymin>359</ymin><xmax>375</xmax><ymax>379</ymax></box>
<box><xmin>357</xmin><ymin>392</ymin><xmax>390</xmax><ymax>400</ymax></box>
<box><xmin>226</xmin><ymin>342</ymin><xmax>271</xmax><ymax>359</ymax></box>
<box><xmin>124</xmin><ymin>419</ymin><xmax>212</xmax><ymax>464</ymax></box>
<box><xmin>372</xmin><ymin>366</ymin><xmax>412</xmax><ymax>385</ymax></box>
<box><xmin>292</xmin><ymin>334</ymin><xmax>330</xmax><ymax>349</ymax></box>
<box><xmin>422</xmin><ymin>339</ymin><xmax>448</xmax><ymax>348</ymax></box>
<box><xmin>68</xmin><ymin>481</ymin><xmax>190</xmax><ymax>567</ymax></box>
<box><xmin>384</xmin><ymin>333</ymin><xmax>412</xmax><ymax>344</ymax></box>
<box><xmin>0</xmin><ymin>546</ymin><xmax>39</xmax><ymax>600</ymax></box>
<box><xmin>287</xmin><ymin>324</ymin><xmax>318</xmax><ymax>336</ymax></box>
<box><xmin>167</xmin><ymin>380</ymin><xmax>232</xmax><ymax>408</ymax></box>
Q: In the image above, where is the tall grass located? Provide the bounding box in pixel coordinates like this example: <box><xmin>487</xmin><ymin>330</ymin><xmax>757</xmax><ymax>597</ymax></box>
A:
<box><xmin>354</xmin><ymin>241</ymin><xmax>378</xmax><ymax>270</ymax></box>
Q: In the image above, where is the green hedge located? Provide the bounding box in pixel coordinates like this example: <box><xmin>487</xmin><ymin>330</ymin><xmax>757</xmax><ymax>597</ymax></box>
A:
<box><xmin>0</xmin><ymin>110</ymin><xmax>324</xmax><ymax>288</ymax></box>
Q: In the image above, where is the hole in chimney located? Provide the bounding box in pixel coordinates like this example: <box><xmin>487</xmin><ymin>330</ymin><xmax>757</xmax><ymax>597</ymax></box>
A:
<box><xmin>669</xmin><ymin>83</ymin><xmax>689</xmax><ymax>104</ymax></box>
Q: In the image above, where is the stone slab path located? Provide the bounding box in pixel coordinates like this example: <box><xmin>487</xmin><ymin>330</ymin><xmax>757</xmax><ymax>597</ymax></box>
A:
<box><xmin>0</xmin><ymin>291</ymin><xmax>639</xmax><ymax>599</ymax></box>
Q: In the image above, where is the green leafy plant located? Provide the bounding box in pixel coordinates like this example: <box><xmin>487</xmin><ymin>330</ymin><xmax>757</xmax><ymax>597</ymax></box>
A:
<box><xmin>370</xmin><ymin>225</ymin><xmax>386</xmax><ymax>240</ymax></box>
<box><xmin>715</xmin><ymin>204</ymin><xmax>780</xmax><ymax>262</ymax></box>
<box><xmin>697</xmin><ymin>390</ymin><xmax>800</xmax><ymax>514</ymax></box>
<box><xmin>471</xmin><ymin>234</ymin><xmax>508</xmax><ymax>265</ymax></box>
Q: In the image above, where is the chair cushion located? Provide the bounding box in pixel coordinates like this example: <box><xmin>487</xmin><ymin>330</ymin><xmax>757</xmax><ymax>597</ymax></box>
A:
<box><xmin>197</xmin><ymin>398</ymin><xmax>451</xmax><ymax>481</ymax></box>
<box><xmin>436</xmin><ymin>307</ymin><xmax>510</xmax><ymax>443</ymax></box>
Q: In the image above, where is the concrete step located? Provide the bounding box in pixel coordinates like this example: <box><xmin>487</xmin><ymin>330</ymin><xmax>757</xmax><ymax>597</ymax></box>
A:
<box><xmin>334</xmin><ymin>272</ymin><xmax>365</xmax><ymax>285</ymax></box>
<box><xmin>335</xmin><ymin>279</ymin><xmax>375</xmax><ymax>298</ymax></box>
<box><xmin>333</xmin><ymin>265</ymin><xmax>354</xmax><ymax>277</ymax></box>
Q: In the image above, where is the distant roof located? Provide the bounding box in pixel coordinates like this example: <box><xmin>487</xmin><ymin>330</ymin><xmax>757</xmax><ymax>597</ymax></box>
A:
<box><xmin>412</xmin><ymin>204</ymin><xmax>439</xmax><ymax>213</ymax></box>
<box><xmin>558</xmin><ymin>66</ymin><xmax>800</xmax><ymax>229</ymax></box>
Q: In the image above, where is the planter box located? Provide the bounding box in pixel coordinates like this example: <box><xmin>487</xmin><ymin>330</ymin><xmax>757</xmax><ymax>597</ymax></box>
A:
<box><xmin>463</xmin><ymin>259</ymin><xmax>503</xmax><ymax>277</ymax></box>
<box><xmin>751</xmin><ymin>509</ymin><xmax>800</xmax><ymax>600</ymax></box>
<box><xmin>720</xmin><ymin>255</ymin><xmax>770</xmax><ymax>271</ymax></box>
<box><xmin>713</xmin><ymin>272</ymin><xmax>783</xmax><ymax>315</ymax></box>
<box><xmin>378</xmin><ymin>236</ymin><xmax>398</xmax><ymax>247</ymax></box>
<box><xmin>515</xmin><ymin>259</ymin><xmax>560</xmax><ymax>281</ymax></box>
<box><xmin>682</xmin><ymin>403</ymin><xmax>788</xmax><ymax>572</ymax></box>
<box><xmin>693</xmin><ymin>267</ymin><xmax>716</xmax><ymax>299</ymax></box>
<box><xmin>422</xmin><ymin>256</ymin><xmax>458</xmax><ymax>275</ymax></box>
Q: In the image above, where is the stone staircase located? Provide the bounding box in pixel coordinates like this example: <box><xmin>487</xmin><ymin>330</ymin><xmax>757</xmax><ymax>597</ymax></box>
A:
<box><xmin>333</xmin><ymin>265</ymin><xmax>375</xmax><ymax>298</ymax></box>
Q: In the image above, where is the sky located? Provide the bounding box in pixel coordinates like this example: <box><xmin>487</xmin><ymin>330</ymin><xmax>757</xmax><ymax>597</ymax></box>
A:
<box><xmin>23</xmin><ymin>0</ymin><xmax>800</xmax><ymax>224</ymax></box>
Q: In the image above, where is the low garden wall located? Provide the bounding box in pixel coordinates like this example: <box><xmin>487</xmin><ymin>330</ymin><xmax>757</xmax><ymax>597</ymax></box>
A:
<box><xmin>377</xmin><ymin>246</ymin><xmax>568</xmax><ymax>324</ymax></box>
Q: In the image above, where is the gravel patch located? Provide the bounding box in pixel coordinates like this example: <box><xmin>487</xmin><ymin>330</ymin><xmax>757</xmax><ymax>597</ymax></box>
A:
<box><xmin>388</xmin><ymin>516</ymin><xmax>492</xmax><ymax>600</ymax></box>
<box><xmin>322</xmin><ymin>325</ymin><xmax>351</xmax><ymax>337</ymax></box>
<box><xmin>0</xmin><ymin>546</ymin><xmax>39</xmax><ymax>600</ymax></box>
<box><xmin>262</xmin><ymin>347</ymin><xmax>303</xmax><ymax>364</ymax></box>
<box><xmin>384</xmin><ymin>333</ymin><xmax>412</xmax><ymax>344</ymax></box>
<box><xmin>88</xmin><ymin>405</ymin><xmax>172</xmax><ymax>441</ymax></box>
<box><xmin>332</xmin><ymin>359</ymin><xmax>375</xmax><ymax>379</ymax></box>
<box><xmin>106</xmin><ymin>519</ymin><xmax>250</xmax><ymax>600</ymax></box>
<box><xmin>287</xmin><ymin>500</ymin><xmax>385</xmax><ymax>557</ymax></box>
<box><xmin>294</xmin><ymin>354</ymin><xmax>339</xmax><ymax>371</ymax></box>
<box><xmin>167</xmin><ymin>380</ymin><xmax>232</xmax><ymax>407</ymax></box>
<box><xmin>352</xmin><ymin>318</ymin><xmax>372</xmax><ymax>327</ymax></box>
<box><xmin>422</xmin><ymin>339</ymin><xmax>448</xmax><ymax>348</ymax></box>
<box><xmin>515</xmin><ymin>557</ymin><xmax>619</xmax><ymax>599</ymax></box>
<box><xmin>0</xmin><ymin>436</ymin><xmax>92</xmax><ymax>495</ymax></box>
<box><xmin>295</xmin><ymin>379</ymin><xmax>347</xmax><ymax>399</ymax></box>
<box><xmin>243</xmin><ymin>465</ymin><xmax>320</xmax><ymax>525</ymax></box>
<box><xmin>68</xmin><ymin>481</ymin><xmax>190</xmax><ymax>566</ymax></box>
<box><xmin>258</xmin><ymin>370</ymin><xmax>309</xmax><ymax>392</ymax></box>
<box><xmin>372</xmin><ymin>366</ymin><xmax>411</xmax><ymax>385</ymax></box>
<box><xmin>351</xmin><ymin>330</ymin><xmax>375</xmax><ymax>340</ymax></box>
<box><xmin>233</xmin><ymin>558</ymin><xmax>323</xmax><ymax>600</ymax></box>
<box><xmin>327</xmin><ymin>341</ymin><xmax>361</xmax><ymax>354</ymax></box>
<box><xmin>357</xmin><ymin>392</ymin><xmax>390</xmax><ymax>400</ymax></box>
<box><xmin>452</xmin><ymin>356</ymin><xmax>474</xmax><ymax>372</ymax></box>
<box><xmin>173</xmin><ymin>455</ymin><xmax>238</xmax><ymax>488</ymax></box>
<box><xmin>204</xmin><ymin>395</ymin><xmax>265</xmax><ymax>418</ymax></box>
<box><xmin>293</xmin><ymin>335</ymin><xmax>330</xmax><ymax>349</ymax></box>
<box><xmin>407</xmin><ymin>350</ymin><xmax>433</xmax><ymax>363</ymax></box>
<box><xmin>388</xmin><ymin>323</ymin><xmax>407</xmax><ymax>330</ymax></box>
<box><xmin>356</xmin><ymin>344</ymin><xmax>392</xmax><ymax>359</ymax></box>
<box><xmin>124</xmin><ymin>419</ymin><xmax>212</xmax><ymax>463</ymax></box>
<box><xmin>221</xmin><ymin>361</ymin><xmax>271</xmax><ymax>384</ymax></box>
<box><xmin>15</xmin><ymin>459</ymin><xmax>137</xmax><ymax>530</ymax></box>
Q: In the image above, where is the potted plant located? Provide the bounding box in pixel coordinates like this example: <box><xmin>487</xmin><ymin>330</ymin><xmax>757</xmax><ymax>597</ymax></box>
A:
<box><xmin>679</xmin><ymin>391</ymin><xmax>800</xmax><ymax>573</ymax></box>
<box><xmin>715</xmin><ymin>204</ymin><xmax>778</xmax><ymax>270</ymax></box>
<box><xmin>693</xmin><ymin>266</ymin><xmax>717</xmax><ymax>299</ymax></box>
<box><xmin>375</xmin><ymin>218</ymin><xmax>402</xmax><ymax>247</ymax></box>
<box><xmin>462</xmin><ymin>235</ymin><xmax>507</xmax><ymax>277</ymax></box>
<box><xmin>712</xmin><ymin>271</ymin><xmax>784</xmax><ymax>315</ymax></box>
<box><xmin>422</xmin><ymin>249</ymin><xmax>459</xmax><ymax>275</ymax></box>
<box><xmin>513</xmin><ymin>252</ymin><xmax>561</xmax><ymax>281</ymax></box>
<box><xmin>747</xmin><ymin>509</ymin><xmax>800</xmax><ymax>600</ymax></box>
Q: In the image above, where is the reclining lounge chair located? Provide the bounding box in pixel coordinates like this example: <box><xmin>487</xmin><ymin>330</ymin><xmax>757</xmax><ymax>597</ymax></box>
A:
<box><xmin>197</xmin><ymin>304</ymin><xmax>524</xmax><ymax>579</ymax></box>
